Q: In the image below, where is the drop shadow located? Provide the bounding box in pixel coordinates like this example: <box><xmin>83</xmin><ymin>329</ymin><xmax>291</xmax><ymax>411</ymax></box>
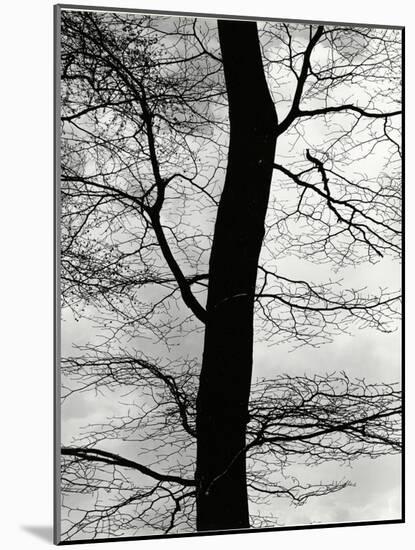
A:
<box><xmin>21</xmin><ymin>525</ymin><xmax>53</xmax><ymax>543</ymax></box>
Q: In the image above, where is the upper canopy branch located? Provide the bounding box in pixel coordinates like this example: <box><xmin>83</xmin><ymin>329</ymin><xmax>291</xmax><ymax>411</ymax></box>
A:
<box><xmin>297</xmin><ymin>104</ymin><xmax>401</xmax><ymax>119</ymax></box>
<box><xmin>273</xmin><ymin>24</ymin><xmax>401</xmax><ymax>135</ymax></box>
<box><xmin>273</xmin><ymin>150</ymin><xmax>401</xmax><ymax>260</ymax></box>
<box><xmin>276</xmin><ymin>25</ymin><xmax>324</xmax><ymax>135</ymax></box>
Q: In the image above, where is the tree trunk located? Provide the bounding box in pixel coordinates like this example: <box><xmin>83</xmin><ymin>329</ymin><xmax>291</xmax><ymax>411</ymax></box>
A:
<box><xmin>195</xmin><ymin>20</ymin><xmax>278</xmax><ymax>531</ymax></box>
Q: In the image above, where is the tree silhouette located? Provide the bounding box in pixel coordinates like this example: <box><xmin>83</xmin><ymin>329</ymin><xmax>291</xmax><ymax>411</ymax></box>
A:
<box><xmin>57</xmin><ymin>8</ymin><xmax>402</xmax><ymax>542</ymax></box>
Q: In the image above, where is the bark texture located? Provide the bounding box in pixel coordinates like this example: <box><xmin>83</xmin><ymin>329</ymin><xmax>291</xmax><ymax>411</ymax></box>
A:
<box><xmin>195</xmin><ymin>19</ymin><xmax>278</xmax><ymax>531</ymax></box>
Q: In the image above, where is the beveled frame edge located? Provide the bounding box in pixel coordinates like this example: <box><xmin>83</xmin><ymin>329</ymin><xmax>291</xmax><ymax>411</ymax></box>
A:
<box><xmin>54</xmin><ymin>4</ymin><xmax>62</xmax><ymax>546</ymax></box>
<box><xmin>56</xmin><ymin>3</ymin><xmax>404</xmax><ymax>30</ymax></box>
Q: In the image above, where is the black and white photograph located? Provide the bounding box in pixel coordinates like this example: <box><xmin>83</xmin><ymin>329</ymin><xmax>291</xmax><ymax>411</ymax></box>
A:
<box><xmin>55</xmin><ymin>4</ymin><xmax>403</xmax><ymax>544</ymax></box>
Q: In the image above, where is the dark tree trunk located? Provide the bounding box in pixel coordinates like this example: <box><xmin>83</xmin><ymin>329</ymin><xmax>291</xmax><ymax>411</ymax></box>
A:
<box><xmin>195</xmin><ymin>20</ymin><xmax>278</xmax><ymax>531</ymax></box>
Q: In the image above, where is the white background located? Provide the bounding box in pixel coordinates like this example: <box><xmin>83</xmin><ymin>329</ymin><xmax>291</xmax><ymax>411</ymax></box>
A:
<box><xmin>0</xmin><ymin>0</ymin><xmax>412</xmax><ymax>548</ymax></box>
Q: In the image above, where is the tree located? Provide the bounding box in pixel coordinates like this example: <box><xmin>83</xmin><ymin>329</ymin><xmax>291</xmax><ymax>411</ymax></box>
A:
<box><xmin>58</xmin><ymin>8</ymin><xmax>402</xmax><ymax>541</ymax></box>
<box><xmin>195</xmin><ymin>20</ymin><xmax>278</xmax><ymax>530</ymax></box>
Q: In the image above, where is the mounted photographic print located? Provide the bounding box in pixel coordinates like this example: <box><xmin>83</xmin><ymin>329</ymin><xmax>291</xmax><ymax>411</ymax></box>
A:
<box><xmin>54</xmin><ymin>4</ymin><xmax>404</xmax><ymax>544</ymax></box>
